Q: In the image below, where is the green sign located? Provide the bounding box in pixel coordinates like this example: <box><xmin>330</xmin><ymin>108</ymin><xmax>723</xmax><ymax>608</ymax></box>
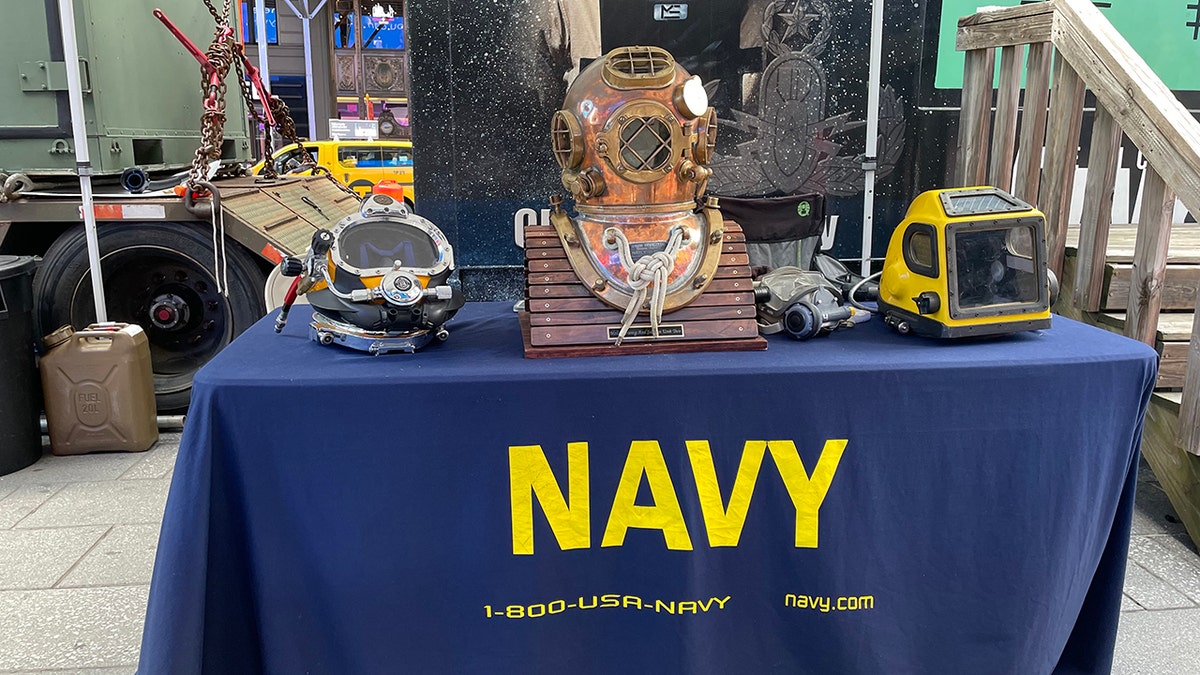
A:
<box><xmin>935</xmin><ymin>0</ymin><xmax>1200</xmax><ymax>91</ymax></box>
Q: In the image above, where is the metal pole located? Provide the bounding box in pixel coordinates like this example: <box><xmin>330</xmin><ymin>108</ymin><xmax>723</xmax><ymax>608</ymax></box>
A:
<box><xmin>57</xmin><ymin>0</ymin><xmax>107</xmax><ymax>322</ymax></box>
<box><xmin>255</xmin><ymin>0</ymin><xmax>272</xmax><ymax>93</ymax></box>
<box><xmin>301</xmin><ymin>16</ymin><xmax>316</xmax><ymax>138</ymax></box>
<box><xmin>354</xmin><ymin>0</ymin><xmax>365</xmax><ymax>116</ymax></box>
<box><xmin>284</xmin><ymin>0</ymin><xmax>328</xmax><ymax>139</ymax></box>
<box><xmin>860</xmin><ymin>0</ymin><xmax>885</xmax><ymax>277</ymax></box>
<box><xmin>42</xmin><ymin>414</ymin><xmax>186</xmax><ymax>433</ymax></box>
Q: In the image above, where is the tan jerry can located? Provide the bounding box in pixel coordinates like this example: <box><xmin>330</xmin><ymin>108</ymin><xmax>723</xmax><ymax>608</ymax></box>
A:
<box><xmin>40</xmin><ymin>323</ymin><xmax>158</xmax><ymax>455</ymax></box>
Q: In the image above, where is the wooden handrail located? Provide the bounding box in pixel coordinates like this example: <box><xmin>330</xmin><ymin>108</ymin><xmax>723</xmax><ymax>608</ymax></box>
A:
<box><xmin>954</xmin><ymin>0</ymin><xmax>1200</xmax><ymax>454</ymax></box>
<box><xmin>956</xmin><ymin>0</ymin><xmax>1200</xmax><ymax>230</ymax></box>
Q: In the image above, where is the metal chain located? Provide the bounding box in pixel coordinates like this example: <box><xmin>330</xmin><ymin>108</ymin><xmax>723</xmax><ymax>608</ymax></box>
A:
<box><xmin>190</xmin><ymin>0</ymin><xmax>357</xmax><ymax>199</ymax></box>
<box><xmin>201</xmin><ymin>0</ymin><xmax>226</xmax><ymax>25</ymax></box>
<box><xmin>231</xmin><ymin>55</ymin><xmax>278</xmax><ymax>179</ymax></box>
<box><xmin>187</xmin><ymin>0</ymin><xmax>236</xmax><ymax>193</ymax></box>
<box><xmin>268</xmin><ymin>95</ymin><xmax>360</xmax><ymax>198</ymax></box>
<box><xmin>268</xmin><ymin>96</ymin><xmax>312</xmax><ymax>164</ymax></box>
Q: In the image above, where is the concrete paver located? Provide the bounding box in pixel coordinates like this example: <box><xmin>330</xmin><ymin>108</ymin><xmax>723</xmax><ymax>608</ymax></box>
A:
<box><xmin>0</xmin><ymin>526</ymin><xmax>109</xmax><ymax>590</ymax></box>
<box><xmin>4</xmin><ymin>669</ymin><xmax>136</xmax><ymax>675</ymax></box>
<box><xmin>1128</xmin><ymin>534</ymin><xmax>1200</xmax><ymax>604</ymax></box>
<box><xmin>1121</xmin><ymin>593</ymin><xmax>1144</xmax><ymax>612</ymax></box>
<box><xmin>1130</xmin><ymin>482</ymin><xmax>1191</xmax><ymax>537</ymax></box>
<box><xmin>1122</xmin><ymin>560</ymin><xmax>1196</xmax><ymax>610</ymax></box>
<box><xmin>5</xmin><ymin>662</ymin><xmax>137</xmax><ymax>667</ymax></box>
<box><xmin>0</xmin><ymin>451</ymin><xmax>144</xmax><ymax>491</ymax></box>
<box><xmin>58</xmin><ymin>524</ymin><xmax>162</xmax><ymax>588</ymax></box>
<box><xmin>0</xmin><ymin>484</ymin><xmax>65</xmax><ymax>530</ymax></box>
<box><xmin>0</xmin><ymin>434</ymin><xmax>177</xmax><ymax>673</ymax></box>
<box><xmin>118</xmin><ymin>444</ymin><xmax>178</xmax><ymax>481</ymax></box>
<box><xmin>0</xmin><ymin>585</ymin><xmax>149</xmax><ymax>672</ymax></box>
<box><xmin>14</xmin><ymin>479</ymin><xmax>171</xmax><ymax>529</ymax></box>
<box><xmin>1112</xmin><ymin>607</ymin><xmax>1200</xmax><ymax>674</ymax></box>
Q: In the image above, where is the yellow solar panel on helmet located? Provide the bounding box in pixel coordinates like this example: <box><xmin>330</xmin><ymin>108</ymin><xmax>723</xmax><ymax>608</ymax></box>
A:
<box><xmin>877</xmin><ymin>187</ymin><xmax>1057</xmax><ymax>338</ymax></box>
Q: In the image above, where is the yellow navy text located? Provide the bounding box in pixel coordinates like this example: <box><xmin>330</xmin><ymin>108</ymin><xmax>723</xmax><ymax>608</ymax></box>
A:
<box><xmin>508</xmin><ymin>439</ymin><xmax>847</xmax><ymax>554</ymax></box>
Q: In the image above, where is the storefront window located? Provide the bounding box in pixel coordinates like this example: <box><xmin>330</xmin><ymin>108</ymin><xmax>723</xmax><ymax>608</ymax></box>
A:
<box><xmin>333</xmin><ymin>11</ymin><xmax>404</xmax><ymax>49</ymax></box>
<box><xmin>240</xmin><ymin>1</ymin><xmax>279</xmax><ymax>45</ymax></box>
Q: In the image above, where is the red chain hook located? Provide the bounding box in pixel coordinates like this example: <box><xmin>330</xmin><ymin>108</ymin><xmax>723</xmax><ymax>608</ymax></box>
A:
<box><xmin>152</xmin><ymin>9</ymin><xmax>275</xmax><ymax>125</ymax></box>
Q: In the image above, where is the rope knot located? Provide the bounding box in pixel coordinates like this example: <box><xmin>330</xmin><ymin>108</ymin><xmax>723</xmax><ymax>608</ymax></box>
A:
<box><xmin>602</xmin><ymin>226</ymin><xmax>687</xmax><ymax>345</ymax></box>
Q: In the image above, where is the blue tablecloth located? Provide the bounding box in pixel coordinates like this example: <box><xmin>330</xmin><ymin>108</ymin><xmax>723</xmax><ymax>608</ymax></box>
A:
<box><xmin>139</xmin><ymin>303</ymin><xmax>1157</xmax><ymax>674</ymax></box>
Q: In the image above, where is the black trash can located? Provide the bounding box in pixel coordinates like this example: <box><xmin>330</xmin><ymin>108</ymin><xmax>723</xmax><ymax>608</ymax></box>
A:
<box><xmin>0</xmin><ymin>255</ymin><xmax>41</xmax><ymax>476</ymax></box>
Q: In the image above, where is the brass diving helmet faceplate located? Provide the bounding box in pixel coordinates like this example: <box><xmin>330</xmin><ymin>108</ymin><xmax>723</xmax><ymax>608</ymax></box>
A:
<box><xmin>552</xmin><ymin>205</ymin><xmax>724</xmax><ymax>311</ymax></box>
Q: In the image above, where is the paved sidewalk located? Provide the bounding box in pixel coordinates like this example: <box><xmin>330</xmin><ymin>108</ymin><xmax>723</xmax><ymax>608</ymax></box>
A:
<box><xmin>1112</xmin><ymin>455</ymin><xmax>1200</xmax><ymax>673</ymax></box>
<box><xmin>0</xmin><ymin>434</ymin><xmax>178</xmax><ymax>674</ymax></box>
<box><xmin>0</xmin><ymin>437</ymin><xmax>1197</xmax><ymax>673</ymax></box>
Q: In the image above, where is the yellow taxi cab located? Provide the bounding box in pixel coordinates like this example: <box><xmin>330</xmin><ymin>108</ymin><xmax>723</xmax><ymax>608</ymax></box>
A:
<box><xmin>252</xmin><ymin>140</ymin><xmax>415</xmax><ymax>203</ymax></box>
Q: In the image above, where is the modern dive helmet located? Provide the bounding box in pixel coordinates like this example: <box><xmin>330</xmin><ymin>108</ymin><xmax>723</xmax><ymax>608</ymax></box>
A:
<box><xmin>274</xmin><ymin>193</ymin><xmax>465</xmax><ymax>354</ymax></box>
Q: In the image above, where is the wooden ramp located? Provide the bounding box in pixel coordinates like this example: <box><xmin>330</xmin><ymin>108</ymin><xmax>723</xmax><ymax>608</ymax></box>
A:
<box><xmin>1137</xmin><ymin>393</ymin><xmax>1200</xmax><ymax>550</ymax></box>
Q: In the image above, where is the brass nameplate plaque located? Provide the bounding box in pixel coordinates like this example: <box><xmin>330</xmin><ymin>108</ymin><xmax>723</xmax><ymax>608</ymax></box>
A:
<box><xmin>606</xmin><ymin>324</ymin><xmax>685</xmax><ymax>341</ymax></box>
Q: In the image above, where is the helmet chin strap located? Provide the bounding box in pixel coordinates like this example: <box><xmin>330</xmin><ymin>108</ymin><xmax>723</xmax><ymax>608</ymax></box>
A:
<box><xmin>605</xmin><ymin>225</ymin><xmax>686</xmax><ymax>346</ymax></box>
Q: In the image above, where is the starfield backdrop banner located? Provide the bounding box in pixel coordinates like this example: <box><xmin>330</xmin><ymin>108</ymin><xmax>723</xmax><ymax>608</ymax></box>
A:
<box><xmin>406</xmin><ymin>0</ymin><xmax>1200</xmax><ymax>296</ymax></box>
<box><xmin>407</xmin><ymin>0</ymin><xmax>924</xmax><ymax>294</ymax></box>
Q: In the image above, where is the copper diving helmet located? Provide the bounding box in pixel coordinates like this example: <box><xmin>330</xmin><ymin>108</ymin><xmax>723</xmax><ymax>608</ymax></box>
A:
<box><xmin>548</xmin><ymin>46</ymin><xmax>722</xmax><ymax>330</ymax></box>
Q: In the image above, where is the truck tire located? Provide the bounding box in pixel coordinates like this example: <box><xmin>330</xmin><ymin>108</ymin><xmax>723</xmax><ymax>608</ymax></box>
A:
<box><xmin>34</xmin><ymin>222</ymin><xmax>267</xmax><ymax>412</ymax></box>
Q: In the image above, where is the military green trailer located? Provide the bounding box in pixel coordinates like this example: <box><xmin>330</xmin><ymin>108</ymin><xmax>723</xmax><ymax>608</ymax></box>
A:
<box><xmin>0</xmin><ymin>1</ymin><xmax>355</xmax><ymax>410</ymax></box>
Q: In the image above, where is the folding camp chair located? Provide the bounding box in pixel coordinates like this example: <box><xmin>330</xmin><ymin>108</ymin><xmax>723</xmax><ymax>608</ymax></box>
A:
<box><xmin>714</xmin><ymin>193</ymin><xmax>826</xmax><ymax>271</ymax></box>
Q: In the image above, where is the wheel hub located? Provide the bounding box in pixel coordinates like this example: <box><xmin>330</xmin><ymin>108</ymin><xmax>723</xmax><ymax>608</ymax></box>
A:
<box><xmin>149</xmin><ymin>293</ymin><xmax>192</xmax><ymax>331</ymax></box>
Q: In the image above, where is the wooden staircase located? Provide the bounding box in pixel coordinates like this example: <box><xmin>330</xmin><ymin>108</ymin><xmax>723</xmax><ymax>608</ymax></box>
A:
<box><xmin>954</xmin><ymin>0</ymin><xmax>1200</xmax><ymax>547</ymax></box>
<box><xmin>1063</xmin><ymin>224</ymin><xmax>1200</xmax><ymax>391</ymax></box>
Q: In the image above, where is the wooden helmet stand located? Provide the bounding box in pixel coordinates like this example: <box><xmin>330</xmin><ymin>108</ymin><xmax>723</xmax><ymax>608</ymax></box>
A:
<box><xmin>520</xmin><ymin>198</ymin><xmax>766</xmax><ymax>357</ymax></box>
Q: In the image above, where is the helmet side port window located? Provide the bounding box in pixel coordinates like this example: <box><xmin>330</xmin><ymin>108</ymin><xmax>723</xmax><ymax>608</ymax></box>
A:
<box><xmin>551</xmin><ymin>111</ymin><xmax>584</xmax><ymax>169</ymax></box>
<box><xmin>903</xmin><ymin>222</ymin><xmax>939</xmax><ymax>279</ymax></box>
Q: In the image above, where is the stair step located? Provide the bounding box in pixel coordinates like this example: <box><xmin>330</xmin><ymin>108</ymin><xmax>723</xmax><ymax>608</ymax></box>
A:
<box><xmin>1105</xmin><ymin>264</ymin><xmax>1200</xmax><ymax>311</ymax></box>
<box><xmin>1061</xmin><ymin>251</ymin><xmax>1189</xmax><ymax>390</ymax></box>
<box><xmin>1157</xmin><ymin>391</ymin><xmax>1183</xmax><ymax>407</ymax></box>
<box><xmin>1066</xmin><ymin>224</ymin><xmax>1200</xmax><ymax>311</ymax></box>
<box><xmin>1161</xmin><ymin>343</ymin><xmax>1188</xmax><ymax>390</ymax></box>
<box><xmin>1066</xmin><ymin>223</ymin><xmax>1200</xmax><ymax>264</ymax></box>
<box><xmin>1097</xmin><ymin>312</ymin><xmax>1192</xmax><ymax>389</ymax></box>
<box><xmin>1099</xmin><ymin>312</ymin><xmax>1193</xmax><ymax>340</ymax></box>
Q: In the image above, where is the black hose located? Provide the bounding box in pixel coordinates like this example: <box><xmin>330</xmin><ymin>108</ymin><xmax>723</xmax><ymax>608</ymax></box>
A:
<box><xmin>121</xmin><ymin>167</ymin><xmax>190</xmax><ymax>194</ymax></box>
<box><xmin>120</xmin><ymin>168</ymin><xmax>149</xmax><ymax>194</ymax></box>
<box><xmin>753</xmin><ymin>283</ymin><xmax>773</xmax><ymax>304</ymax></box>
<box><xmin>144</xmin><ymin>172</ymin><xmax>191</xmax><ymax>192</ymax></box>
